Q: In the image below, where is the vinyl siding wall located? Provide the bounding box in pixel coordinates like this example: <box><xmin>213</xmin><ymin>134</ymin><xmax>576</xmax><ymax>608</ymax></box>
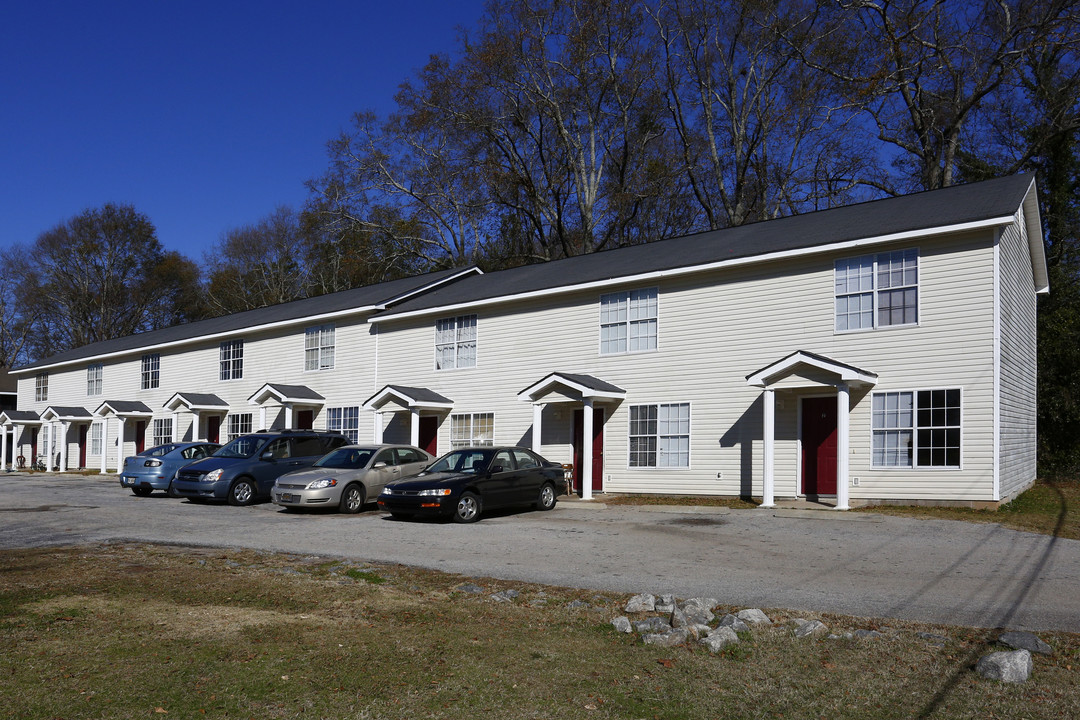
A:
<box><xmin>373</xmin><ymin>228</ymin><xmax>1003</xmax><ymax>502</ymax></box>
<box><xmin>997</xmin><ymin>208</ymin><xmax>1039</xmax><ymax>501</ymax></box>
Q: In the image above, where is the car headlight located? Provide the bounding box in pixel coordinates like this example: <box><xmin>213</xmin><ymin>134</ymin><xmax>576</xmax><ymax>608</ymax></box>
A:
<box><xmin>144</xmin><ymin>459</ymin><xmax>162</xmax><ymax>467</ymax></box>
<box><xmin>306</xmin><ymin>477</ymin><xmax>338</xmax><ymax>490</ymax></box>
<box><xmin>417</xmin><ymin>488</ymin><xmax>452</xmax><ymax>497</ymax></box>
<box><xmin>380</xmin><ymin>487</ymin><xmax>394</xmax><ymax>496</ymax></box>
<box><xmin>204</xmin><ymin>468</ymin><xmax>223</xmax><ymax>482</ymax></box>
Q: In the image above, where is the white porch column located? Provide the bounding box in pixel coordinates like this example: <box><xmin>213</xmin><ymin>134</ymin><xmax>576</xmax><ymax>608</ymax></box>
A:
<box><xmin>100</xmin><ymin>419</ymin><xmax>109</xmax><ymax>474</ymax></box>
<box><xmin>59</xmin><ymin>422</ymin><xmax>70</xmax><ymax>471</ymax></box>
<box><xmin>373</xmin><ymin>412</ymin><xmax>384</xmax><ymax>443</ymax></box>
<box><xmin>582</xmin><ymin>399</ymin><xmax>594</xmax><ymax>501</ymax></box>
<box><xmin>761</xmin><ymin>388</ymin><xmax>776</xmax><ymax>509</ymax></box>
<box><xmin>1</xmin><ymin>425</ymin><xmax>8</xmax><ymax>471</ymax></box>
<box><xmin>191</xmin><ymin>410</ymin><xmax>202</xmax><ymax>442</ymax></box>
<box><xmin>410</xmin><ymin>409</ymin><xmax>420</xmax><ymax>447</ymax></box>
<box><xmin>532</xmin><ymin>403</ymin><xmax>543</xmax><ymax>452</ymax></box>
<box><xmin>835</xmin><ymin>383</ymin><xmax>850</xmax><ymax>511</ymax></box>
<box><xmin>46</xmin><ymin>422</ymin><xmax>55</xmax><ymax>471</ymax></box>
<box><xmin>14</xmin><ymin>424</ymin><xmax>24</xmax><ymax>468</ymax></box>
<box><xmin>117</xmin><ymin>418</ymin><xmax>127</xmax><ymax>466</ymax></box>
<box><xmin>283</xmin><ymin>404</ymin><xmax>294</xmax><ymax>429</ymax></box>
<box><xmin>259</xmin><ymin>407</ymin><xmax>267</xmax><ymax>431</ymax></box>
<box><xmin>172</xmin><ymin>411</ymin><xmax>179</xmax><ymax>442</ymax></box>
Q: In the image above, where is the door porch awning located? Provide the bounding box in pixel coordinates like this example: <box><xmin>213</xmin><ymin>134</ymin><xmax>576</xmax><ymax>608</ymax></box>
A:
<box><xmin>247</xmin><ymin>383</ymin><xmax>325</xmax><ymax>407</ymax></box>
<box><xmin>745</xmin><ymin>350</ymin><xmax>878</xmax><ymax>389</ymax></box>
<box><xmin>41</xmin><ymin>406</ymin><xmax>93</xmax><ymax>423</ymax></box>
<box><xmin>164</xmin><ymin>392</ymin><xmax>229</xmax><ymax>412</ymax></box>
<box><xmin>517</xmin><ymin>372</ymin><xmax>626</xmax><ymax>403</ymax></box>
<box><xmin>94</xmin><ymin>400</ymin><xmax>154</xmax><ymax>418</ymax></box>
<box><xmin>0</xmin><ymin>410</ymin><xmax>41</xmax><ymax>426</ymax></box>
<box><xmin>363</xmin><ymin>385</ymin><xmax>454</xmax><ymax>412</ymax></box>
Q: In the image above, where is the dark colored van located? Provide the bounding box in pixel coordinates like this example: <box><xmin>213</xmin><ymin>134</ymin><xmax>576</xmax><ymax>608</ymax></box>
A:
<box><xmin>172</xmin><ymin>429</ymin><xmax>350</xmax><ymax>506</ymax></box>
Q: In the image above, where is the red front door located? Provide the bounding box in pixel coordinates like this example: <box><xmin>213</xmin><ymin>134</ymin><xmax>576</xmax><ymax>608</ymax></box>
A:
<box><xmin>572</xmin><ymin>408</ymin><xmax>604</xmax><ymax>493</ymax></box>
<box><xmin>207</xmin><ymin>416</ymin><xmax>221</xmax><ymax>444</ymax></box>
<box><xmin>802</xmin><ymin>397</ymin><xmax>837</xmax><ymax>496</ymax></box>
<box><xmin>419</xmin><ymin>416</ymin><xmax>438</xmax><ymax>456</ymax></box>
<box><xmin>78</xmin><ymin>426</ymin><xmax>88</xmax><ymax>468</ymax></box>
<box><xmin>135</xmin><ymin>421</ymin><xmax>146</xmax><ymax>454</ymax></box>
<box><xmin>296</xmin><ymin>410</ymin><xmax>313</xmax><ymax>430</ymax></box>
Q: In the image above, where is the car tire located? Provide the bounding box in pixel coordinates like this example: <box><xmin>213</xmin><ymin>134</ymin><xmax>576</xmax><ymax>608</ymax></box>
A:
<box><xmin>536</xmin><ymin>482</ymin><xmax>557</xmax><ymax>511</ymax></box>
<box><xmin>453</xmin><ymin>491</ymin><xmax>481</xmax><ymax>524</ymax></box>
<box><xmin>228</xmin><ymin>478</ymin><xmax>256</xmax><ymax>506</ymax></box>
<box><xmin>339</xmin><ymin>484</ymin><xmax>365</xmax><ymax>514</ymax></box>
<box><xmin>131</xmin><ymin>487</ymin><xmax>153</xmax><ymax>497</ymax></box>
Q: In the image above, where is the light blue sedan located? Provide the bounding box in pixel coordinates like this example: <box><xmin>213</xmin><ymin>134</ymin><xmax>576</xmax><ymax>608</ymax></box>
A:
<box><xmin>119</xmin><ymin>442</ymin><xmax>221</xmax><ymax>497</ymax></box>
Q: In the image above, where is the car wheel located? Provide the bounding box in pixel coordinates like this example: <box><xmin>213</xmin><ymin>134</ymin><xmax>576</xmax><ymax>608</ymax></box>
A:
<box><xmin>536</xmin><ymin>482</ymin><xmax>557</xmax><ymax>511</ymax></box>
<box><xmin>131</xmin><ymin>486</ymin><xmax>153</xmax><ymax>497</ymax></box>
<box><xmin>339</xmin><ymin>484</ymin><xmax>365</xmax><ymax>514</ymax></box>
<box><xmin>453</xmin><ymin>491</ymin><xmax>481</xmax><ymax>524</ymax></box>
<box><xmin>228</xmin><ymin>479</ymin><xmax>256</xmax><ymax>506</ymax></box>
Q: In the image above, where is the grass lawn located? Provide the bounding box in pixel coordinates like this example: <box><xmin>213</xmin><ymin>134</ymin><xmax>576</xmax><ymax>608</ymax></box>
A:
<box><xmin>605</xmin><ymin>478</ymin><xmax>1080</xmax><ymax>541</ymax></box>
<box><xmin>2</xmin><ymin>545</ymin><xmax>1078</xmax><ymax>719</ymax></box>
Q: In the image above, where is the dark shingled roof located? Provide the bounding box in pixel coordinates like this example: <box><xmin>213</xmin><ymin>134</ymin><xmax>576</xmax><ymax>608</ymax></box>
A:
<box><xmin>253</xmin><ymin>384</ymin><xmax>325</xmax><ymax>401</ymax></box>
<box><xmin>95</xmin><ymin>400</ymin><xmax>154</xmax><ymax>414</ymax></box>
<box><xmin>1</xmin><ymin>410</ymin><xmax>41</xmax><ymax>422</ymax></box>
<box><xmin>373</xmin><ymin>175</ymin><xmax>1036</xmax><ymax>319</ymax></box>
<box><xmin>14</xmin><ymin>267</ymin><xmax>473</xmax><ymax>371</ymax></box>
<box><xmin>168</xmin><ymin>393</ymin><xmax>228</xmax><ymax>408</ymax></box>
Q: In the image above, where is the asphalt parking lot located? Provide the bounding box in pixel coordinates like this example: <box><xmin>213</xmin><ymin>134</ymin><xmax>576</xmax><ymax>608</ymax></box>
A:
<box><xmin>2</xmin><ymin>472</ymin><xmax>1079</xmax><ymax>632</ymax></box>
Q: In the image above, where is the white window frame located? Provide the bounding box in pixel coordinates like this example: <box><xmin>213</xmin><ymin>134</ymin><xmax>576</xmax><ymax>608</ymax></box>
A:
<box><xmin>326</xmin><ymin>406</ymin><xmax>359</xmax><ymax>443</ymax></box>
<box><xmin>628</xmin><ymin>402</ymin><xmax>690</xmax><ymax>469</ymax></box>
<box><xmin>141</xmin><ymin>354</ymin><xmax>160</xmax><ymax>390</ymax></box>
<box><xmin>450</xmin><ymin>412</ymin><xmax>494</xmax><ymax>449</ymax></box>
<box><xmin>90</xmin><ymin>422</ymin><xmax>103</xmax><ymax>456</ymax></box>
<box><xmin>219</xmin><ymin>340</ymin><xmax>244</xmax><ymax>381</ymax></box>
<box><xmin>304</xmin><ymin>324</ymin><xmax>336</xmax><ymax>371</ymax></box>
<box><xmin>435</xmin><ymin>315</ymin><xmax>477</xmax><ymax>370</ymax></box>
<box><xmin>87</xmin><ymin>364</ymin><xmax>103</xmax><ymax>396</ymax></box>
<box><xmin>35</xmin><ymin>373</ymin><xmax>48</xmax><ymax>402</ymax></box>
<box><xmin>835</xmin><ymin>248</ymin><xmax>919</xmax><ymax>333</ymax></box>
<box><xmin>600</xmin><ymin>287</ymin><xmax>658</xmax><ymax>355</ymax></box>
<box><xmin>226</xmin><ymin>413</ymin><xmax>252</xmax><ymax>441</ymax></box>
<box><xmin>152</xmin><ymin>418</ymin><xmax>173</xmax><ymax>446</ymax></box>
<box><xmin>871</xmin><ymin>388</ymin><xmax>962</xmax><ymax>469</ymax></box>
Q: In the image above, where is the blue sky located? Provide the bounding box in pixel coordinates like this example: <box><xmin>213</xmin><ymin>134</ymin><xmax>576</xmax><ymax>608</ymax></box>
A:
<box><xmin>0</xmin><ymin>1</ymin><xmax>487</xmax><ymax>260</ymax></box>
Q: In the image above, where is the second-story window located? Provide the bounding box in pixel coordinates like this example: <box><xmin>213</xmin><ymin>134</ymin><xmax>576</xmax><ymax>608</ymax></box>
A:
<box><xmin>87</xmin><ymin>364</ymin><xmax>103</xmax><ymax>396</ymax></box>
<box><xmin>304</xmin><ymin>325</ymin><xmax>335</xmax><ymax>371</ymax></box>
<box><xmin>835</xmin><ymin>249</ymin><xmax>919</xmax><ymax>332</ymax></box>
<box><xmin>600</xmin><ymin>288</ymin><xmax>658</xmax><ymax>354</ymax></box>
<box><xmin>35</xmin><ymin>373</ymin><xmax>48</xmax><ymax>402</ymax></box>
<box><xmin>435</xmin><ymin>315</ymin><xmax>477</xmax><ymax>370</ymax></box>
<box><xmin>220</xmin><ymin>340</ymin><xmax>244</xmax><ymax>381</ymax></box>
<box><xmin>141</xmin><ymin>354</ymin><xmax>160</xmax><ymax>390</ymax></box>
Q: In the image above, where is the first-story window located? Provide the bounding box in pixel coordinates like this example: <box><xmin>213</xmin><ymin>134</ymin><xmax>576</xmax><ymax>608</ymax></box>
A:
<box><xmin>90</xmin><ymin>423</ymin><xmax>103</xmax><ymax>456</ymax></box>
<box><xmin>327</xmin><ymin>406</ymin><xmax>359</xmax><ymax>443</ymax></box>
<box><xmin>87</xmin><ymin>364</ymin><xmax>103</xmax><ymax>396</ymax></box>
<box><xmin>450</xmin><ymin>412</ymin><xmax>494</xmax><ymax>449</ymax></box>
<box><xmin>152</xmin><ymin>418</ymin><xmax>173</xmax><ymax>446</ymax></box>
<box><xmin>226</xmin><ymin>413</ymin><xmax>252</xmax><ymax>441</ymax></box>
<box><xmin>872</xmin><ymin>389</ymin><xmax>961</xmax><ymax>468</ymax></box>
<box><xmin>629</xmin><ymin>402</ymin><xmax>690</xmax><ymax>468</ymax></box>
<box><xmin>220</xmin><ymin>340</ymin><xmax>244</xmax><ymax>380</ymax></box>
<box><xmin>35</xmin><ymin>373</ymin><xmax>48</xmax><ymax>402</ymax></box>
<box><xmin>141</xmin><ymin>354</ymin><xmax>160</xmax><ymax>389</ymax></box>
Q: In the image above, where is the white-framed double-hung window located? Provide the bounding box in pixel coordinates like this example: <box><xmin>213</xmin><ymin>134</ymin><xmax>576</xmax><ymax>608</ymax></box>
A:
<box><xmin>305</xmin><ymin>325</ymin><xmax>335</xmax><ymax>371</ymax></box>
<box><xmin>152</xmin><ymin>418</ymin><xmax>173</xmax><ymax>446</ymax></box>
<box><xmin>141</xmin><ymin>354</ymin><xmax>160</xmax><ymax>390</ymax></box>
<box><xmin>35</xmin><ymin>373</ymin><xmax>48</xmax><ymax>402</ymax></box>
<box><xmin>226</xmin><ymin>413</ymin><xmax>252</xmax><ymax>441</ymax></box>
<box><xmin>835</xmin><ymin>249</ymin><xmax>918</xmax><ymax>331</ymax></box>
<box><xmin>220</xmin><ymin>340</ymin><xmax>244</xmax><ymax>380</ymax></box>
<box><xmin>872</xmin><ymin>389</ymin><xmax>961</xmax><ymax>468</ymax></box>
<box><xmin>90</xmin><ymin>422</ymin><xmax>103</xmax><ymax>456</ymax></box>
<box><xmin>450</xmin><ymin>412</ymin><xmax>493</xmax><ymax>448</ymax></box>
<box><xmin>600</xmin><ymin>288</ymin><xmax>658</xmax><ymax>354</ymax></box>
<box><xmin>87</xmin><ymin>364</ymin><xmax>103</xmax><ymax>396</ymax></box>
<box><xmin>326</xmin><ymin>406</ymin><xmax>359</xmax><ymax>443</ymax></box>
<box><xmin>435</xmin><ymin>315</ymin><xmax>477</xmax><ymax>370</ymax></box>
<box><xmin>629</xmin><ymin>402</ymin><xmax>690</xmax><ymax>468</ymax></box>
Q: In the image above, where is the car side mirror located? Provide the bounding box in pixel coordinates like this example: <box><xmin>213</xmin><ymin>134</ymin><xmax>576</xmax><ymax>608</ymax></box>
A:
<box><xmin>373</xmin><ymin>461</ymin><xmax>388</xmax><ymax>469</ymax></box>
<box><xmin>260</xmin><ymin>451</ymin><xmax>275</xmax><ymax>462</ymax></box>
<box><xmin>489</xmin><ymin>464</ymin><xmax>504</xmax><ymax>474</ymax></box>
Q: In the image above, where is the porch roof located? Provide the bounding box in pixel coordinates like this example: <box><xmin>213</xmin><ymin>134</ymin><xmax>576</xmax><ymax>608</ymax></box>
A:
<box><xmin>41</xmin><ymin>406</ymin><xmax>94</xmax><ymax>422</ymax></box>
<box><xmin>518</xmin><ymin>372</ymin><xmax>626</xmax><ymax>403</ymax></box>
<box><xmin>745</xmin><ymin>350</ymin><xmax>878</xmax><ymax>389</ymax></box>
<box><xmin>94</xmin><ymin>400</ymin><xmax>154</xmax><ymax>418</ymax></box>
<box><xmin>363</xmin><ymin>385</ymin><xmax>454</xmax><ymax>411</ymax></box>
<box><xmin>164</xmin><ymin>392</ymin><xmax>229</xmax><ymax>412</ymax></box>
<box><xmin>0</xmin><ymin>410</ymin><xmax>41</xmax><ymax>425</ymax></box>
<box><xmin>247</xmin><ymin>383</ymin><xmax>325</xmax><ymax>406</ymax></box>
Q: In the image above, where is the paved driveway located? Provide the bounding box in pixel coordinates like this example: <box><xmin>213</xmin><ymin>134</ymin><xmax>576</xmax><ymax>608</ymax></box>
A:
<box><xmin>2</xmin><ymin>473</ymin><xmax>1078</xmax><ymax>632</ymax></box>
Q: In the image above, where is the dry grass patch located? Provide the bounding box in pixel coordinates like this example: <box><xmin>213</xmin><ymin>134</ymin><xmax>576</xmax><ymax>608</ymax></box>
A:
<box><xmin>1</xmin><ymin>544</ymin><xmax>1078</xmax><ymax>719</ymax></box>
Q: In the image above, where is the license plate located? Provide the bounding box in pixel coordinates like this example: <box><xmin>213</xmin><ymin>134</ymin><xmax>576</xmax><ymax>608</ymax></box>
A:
<box><xmin>122</xmin><ymin>476</ymin><xmax>135</xmax><ymax>485</ymax></box>
<box><xmin>279</xmin><ymin>493</ymin><xmax>296</xmax><ymax>503</ymax></box>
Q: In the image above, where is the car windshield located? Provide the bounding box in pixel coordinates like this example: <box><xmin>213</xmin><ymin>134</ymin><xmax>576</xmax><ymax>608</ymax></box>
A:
<box><xmin>315</xmin><ymin>448</ymin><xmax>374</xmax><ymax>469</ymax></box>
<box><xmin>426</xmin><ymin>449</ymin><xmax>493</xmax><ymax>474</ymax></box>
<box><xmin>141</xmin><ymin>444</ymin><xmax>180</xmax><ymax>457</ymax></box>
<box><xmin>214</xmin><ymin>435</ymin><xmax>267</xmax><ymax>459</ymax></box>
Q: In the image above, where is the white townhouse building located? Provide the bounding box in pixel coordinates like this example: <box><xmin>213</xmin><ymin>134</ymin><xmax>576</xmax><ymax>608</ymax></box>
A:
<box><xmin>3</xmin><ymin>175</ymin><xmax>1046</xmax><ymax>508</ymax></box>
